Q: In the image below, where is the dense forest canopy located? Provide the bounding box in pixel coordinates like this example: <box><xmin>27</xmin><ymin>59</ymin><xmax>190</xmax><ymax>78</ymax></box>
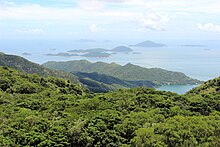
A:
<box><xmin>0</xmin><ymin>66</ymin><xmax>220</xmax><ymax>146</ymax></box>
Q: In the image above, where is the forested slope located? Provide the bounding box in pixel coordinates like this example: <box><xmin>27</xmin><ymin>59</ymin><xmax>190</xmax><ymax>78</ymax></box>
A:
<box><xmin>0</xmin><ymin>53</ymin><xmax>156</xmax><ymax>92</ymax></box>
<box><xmin>187</xmin><ymin>76</ymin><xmax>220</xmax><ymax>95</ymax></box>
<box><xmin>0</xmin><ymin>53</ymin><xmax>79</xmax><ymax>83</ymax></box>
<box><xmin>74</xmin><ymin>72</ymin><xmax>157</xmax><ymax>93</ymax></box>
<box><xmin>0</xmin><ymin>66</ymin><xmax>219</xmax><ymax>146</ymax></box>
<box><xmin>43</xmin><ymin>60</ymin><xmax>202</xmax><ymax>85</ymax></box>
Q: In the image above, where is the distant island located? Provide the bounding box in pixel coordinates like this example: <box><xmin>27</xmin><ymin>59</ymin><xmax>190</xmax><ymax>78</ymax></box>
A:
<box><xmin>45</xmin><ymin>51</ymin><xmax>111</xmax><ymax>58</ymax></box>
<box><xmin>46</xmin><ymin>46</ymin><xmax>133</xmax><ymax>58</ymax></box>
<box><xmin>22</xmin><ymin>53</ymin><xmax>32</xmax><ymax>56</ymax></box>
<box><xmin>68</xmin><ymin>48</ymin><xmax>108</xmax><ymax>53</ymax></box>
<box><xmin>68</xmin><ymin>46</ymin><xmax>133</xmax><ymax>53</ymax></box>
<box><xmin>45</xmin><ymin>53</ymin><xmax>78</xmax><ymax>57</ymax></box>
<box><xmin>131</xmin><ymin>40</ymin><xmax>167</xmax><ymax>47</ymax></box>
<box><xmin>181</xmin><ymin>45</ymin><xmax>207</xmax><ymax>47</ymax></box>
<box><xmin>111</xmin><ymin>46</ymin><xmax>133</xmax><ymax>52</ymax></box>
<box><xmin>82</xmin><ymin>52</ymin><xmax>111</xmax><ymax>58</ymax></box>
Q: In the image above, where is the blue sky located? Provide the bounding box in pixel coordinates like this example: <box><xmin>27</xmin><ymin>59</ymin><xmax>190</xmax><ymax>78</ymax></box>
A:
<box><xmin>0</xmin><ymin>0</ymin><xmax>220</xmax><ymax>40</ymax></box>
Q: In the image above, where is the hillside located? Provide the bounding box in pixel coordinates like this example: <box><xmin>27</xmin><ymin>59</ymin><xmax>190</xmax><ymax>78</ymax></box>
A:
<box><xmin>74</xmin><ymin>72</ymin><xmax>157</xmax><ymax>92</ymax></box>
<box><xmin>0</xmin><ymin>53</ymin><xmax>156</xmax><ymax>92</ymax></box>
<box><xmin>43</xmin><ymin>60</ymin><xmax>202</xmax><ymax>85</ymax></box>
<box><xmin>187</xmin><ymin>76</ymin><xmax>220</xmax><ymax>95</ymax></box>
<box><xmin>0</xmin><ymin>53</ymin><xmax>79</xmax><ymax>83</ymax></box>
<box><xmin>0</xmin><ymin>67</ymin><xmax>220</xmax><ymax>146</ymax></box>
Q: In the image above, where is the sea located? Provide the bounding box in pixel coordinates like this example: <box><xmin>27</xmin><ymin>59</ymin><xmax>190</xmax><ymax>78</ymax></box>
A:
<box><xmin>1</xmin><ymin>39</ymin><xmax>220</xmax><ymax>94</ymax></box>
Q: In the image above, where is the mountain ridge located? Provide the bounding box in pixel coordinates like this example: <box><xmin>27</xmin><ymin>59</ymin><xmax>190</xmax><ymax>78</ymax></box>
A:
<box><xmin>0</xmin><ymin>53</ymin><xmax>79</xmax><ymax>83</ymax></box>
<box><xmin>43</xmin><ymin>60</ymin><xmax>202</xmax><ymax>85</ymax></box>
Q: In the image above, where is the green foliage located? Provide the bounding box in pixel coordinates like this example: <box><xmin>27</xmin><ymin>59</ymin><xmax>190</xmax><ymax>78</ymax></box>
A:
<box><xmin>43</xmin><ymin>60</ymin><xmax>202</xmax><ymax>85</ymax></box>
<box><xmin>0</xmin><ymin>66</ymin><xmax>220</xmax><ymax>146</ymax></box>
<box><xmin>188</xmin><ymin>76</ymin><xmax>220</xmax><ymax>95</ymax></box>
<box><xmin>75</xmin><ymin>72</ymin><xmax>157</xmax><ymax>93</ymax></box>
<box><xmin>0</xmin><ymin>53</ymin><xmax>79</xmax><ymax>83</ymax></box>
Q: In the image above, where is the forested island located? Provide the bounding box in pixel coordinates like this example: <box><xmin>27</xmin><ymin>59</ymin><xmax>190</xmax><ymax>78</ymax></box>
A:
<box><xmin>46</xmin><ymin>46</ymin><xmax>133</xmax><ymax>58</ymax></box>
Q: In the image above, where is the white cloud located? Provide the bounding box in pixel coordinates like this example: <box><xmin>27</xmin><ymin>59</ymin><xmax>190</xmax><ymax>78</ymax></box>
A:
<box><xmin>89</xmin><ymin>24</ymin><xmax>104</xmax><ymax>33</ymax></box>
<box><xmin>197</xmin><ymin>23</ymin><xmax>220</xmax><ymax>33</ymax></box>
<box><xmin>0</xmin><ymin>1</ymin><xmax>15</xmax><ymax>7</ymax></box>
<box><xmin>101</xmin><ymin>0</ymin><xmax>127</xmax><ymax>3</ymax></box>
<box><xmin>16</xmin><ymin>28</ymin><xmax>44</xmax><ymax>34</ymax></box>
<box><xmin>1</xmin><ymin>0</ymin><xmax>220</xmax><ymax>39</ymax></box>
<box><xmin>139</xmin><ymin>13</ymin><xmax>170</xmax><ymax>31</ymax></box>
<box><xmin>77</xmin><ymin>0</ymin><xmax>105</xmax><ymax>11</ymax></box>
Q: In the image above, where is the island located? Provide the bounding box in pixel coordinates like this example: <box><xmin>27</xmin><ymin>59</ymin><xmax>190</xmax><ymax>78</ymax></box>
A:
<box><xmin>22</xmin><ymin>53</ymin><xmax>32</xmax><ymax>56</ymax></box>
<box><xmin>111</xmin><ymin>46</ymin><xmax>133</xmax><ymax>52</ymax></box>
<box><xmin>46</xmin><ymin>46</ymin><xmax>133</xmax><ymax>58</ymax></box>
<box><xmin>181</xmin><ymin>45</ymin><xmax>207</xmax><ymax>47</ymax></box>
<box><xmin>68</xmin><ymin>48</ymin><xmax>108</xmax><ymax>53</ymax></box>
<box><xmin>130</xmin><ymin>40</ymin><xmax>167</xmax><ymax>47</ymax></box>
<box><xmin>82</xmin><ymin>52</ymin><xmax>111</xmax><ymax>58</ymax></box>
<box><xmin>45</xmin><ymin>53</ymin><xmax>78</xmax><ymax>57</ymax></box>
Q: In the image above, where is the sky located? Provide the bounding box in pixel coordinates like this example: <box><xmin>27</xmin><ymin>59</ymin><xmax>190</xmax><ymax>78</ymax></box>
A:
<box><xmin>0</xmin><ymin>0</ymin><xmax>220</xmax><ymax>40</ymax></box>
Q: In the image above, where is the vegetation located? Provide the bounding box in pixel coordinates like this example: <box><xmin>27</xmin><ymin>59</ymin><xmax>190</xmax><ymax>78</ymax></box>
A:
<box><xmin>0</xmin><ymin>66</ymin><xmax>220</xmax><ymax>146</ymax></box>
<box><xmin>0</xmin><ymin>53</ymin><xmax>156</xmax><ymax>92</ymax></box>
<box><xmin>187</xmin><ymin>76</ymin><xmax>220</xmax><ymax>95</ymax></box>
<box><xmin>43</xmin><ymin>60</ymin><xmax>202</xmax><ymax>85</ymax></box>
<box><xmin>74</xmin><ymin>72</ymin><xmax>156</xmax><ymax>92</ymax></box>
<box><xmin>0</xmin><ymin>53</ymin><xmax>79</xmax><ymax>83</ymax></box>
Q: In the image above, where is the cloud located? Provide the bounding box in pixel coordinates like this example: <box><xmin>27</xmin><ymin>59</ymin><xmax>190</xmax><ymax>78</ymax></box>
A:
<box><xmin>89</xmin><ymin>24</ymin><xmax>104</xmax><ymax>33</ymax></box>
<box><xmin>77</xmin><ymin>0</ymin><xmax>105</xmax><ymax>11</ymax></box>
<box><xmin>139</xmin><ymin>13</ymin><xmax>170</xmax><ymax>31</ymax></box>
<box><xmin>0</xmin><ymin>1</ymin><xmax>15</xmax><ymax>7</ymax></box>
<box><xmin>101</xmin><ymin>0</ymin><xmax>126</xmax><ymax>2</ymax></box>
<box><xmin>16</xmin><ymin>28</ymin><xmax>44</xmax><ymax>34</ymax></box>
<box><xmin>197</xmin><ymin>23</ymin><xmax>220</xmax><ymax>33</ymax></box>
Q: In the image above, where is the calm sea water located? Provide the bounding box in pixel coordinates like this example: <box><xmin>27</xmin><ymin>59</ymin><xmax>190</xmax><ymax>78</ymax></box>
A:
<box><xmin>0</xmin><ymin>39</ymin><xmax>219</xmax><ymax>94</ymax></box>
<box><xmin>156</xmin><ymin>84</ymin><xmax>199</xmax><ymax>94</ymax></box>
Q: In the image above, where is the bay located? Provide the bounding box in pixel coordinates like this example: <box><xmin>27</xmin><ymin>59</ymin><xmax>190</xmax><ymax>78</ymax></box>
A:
<box><xmin>156</xmin><ymin>84</ymin><xmax>200</xmax><ymax>94</ymax></box>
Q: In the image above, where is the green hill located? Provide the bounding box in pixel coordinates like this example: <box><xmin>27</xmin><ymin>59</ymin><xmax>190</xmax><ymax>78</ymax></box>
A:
<box><xmin>0</xmin><ymin>53</ymin><xmax>157</xmax><ymax>92</ymax></box>
<box><xmin>43</xmin><ymin>60</ymin><xmax>202</xmax><ymax>85</ymax></box>
<box><xmin>74</xmin><ymin>72</ymin><xmax>157</xmax><ymax>92</ymax></box>
<box><xmin>0</xmin><ymin>66</ymin><xmax>219</xmax><ymax>146</ymax></box>
<box><xmin>0</xmin><ymin>53</ymin><xmax>79</xmax><ymax>83</ymax></box>
<box><xmin>187</xmin><ymin>76</ymin><xmax>220</xmax><ymax>95</ymax></box>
